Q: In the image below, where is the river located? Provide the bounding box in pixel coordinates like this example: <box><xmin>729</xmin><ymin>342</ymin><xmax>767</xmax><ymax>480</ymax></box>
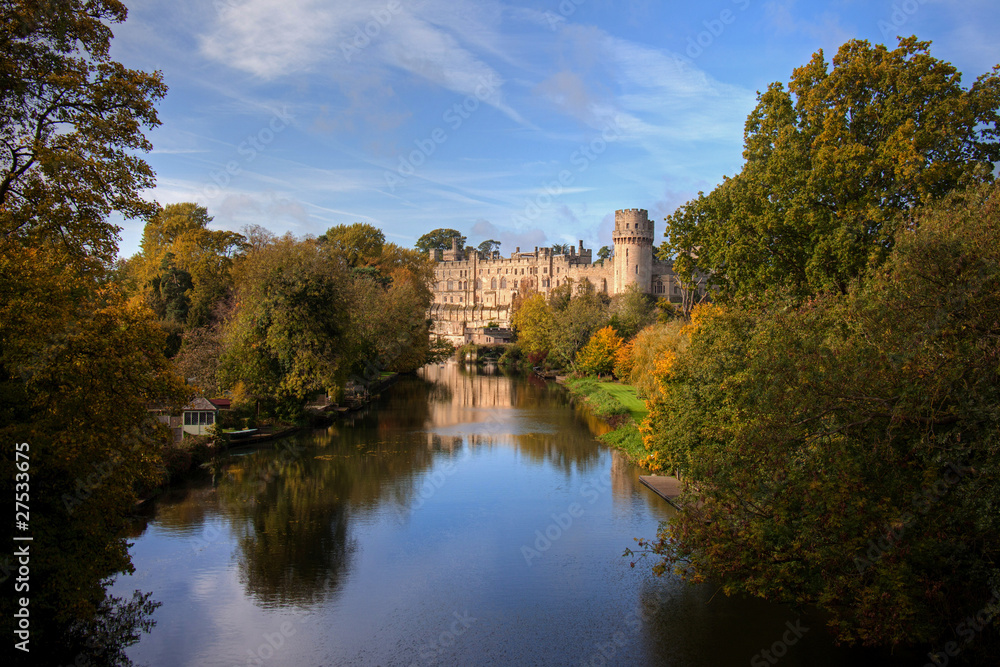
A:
<box><xmin>113</xmin><ymin>363</ymin><xmax>903</xmax><ymax>666</ymax></box>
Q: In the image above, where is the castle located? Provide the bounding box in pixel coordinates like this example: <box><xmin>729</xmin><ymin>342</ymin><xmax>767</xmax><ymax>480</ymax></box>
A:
<box><xmin>428</xmin><ymin>208</ymin><xmax>703</xmax><ymax>345</ymax></box>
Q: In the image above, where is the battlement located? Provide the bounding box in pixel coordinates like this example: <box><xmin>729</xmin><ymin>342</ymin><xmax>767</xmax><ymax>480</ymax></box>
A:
<box><xmin>613</xmin><ymin>208</ymin><xmax>653</xmax><ymax>239</ymax></box>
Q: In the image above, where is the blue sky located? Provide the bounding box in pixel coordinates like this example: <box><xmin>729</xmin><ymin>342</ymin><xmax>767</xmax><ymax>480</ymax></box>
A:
<box><xmin>109</xmin><ymin>0</ymin><xmax>1000</xmax><ymax>257</ymax></box>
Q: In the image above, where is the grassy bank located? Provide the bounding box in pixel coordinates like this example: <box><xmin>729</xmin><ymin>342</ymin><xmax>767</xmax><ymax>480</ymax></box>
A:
<box><xmin>563</xmin><ymin>377</ymin><xmax>651</xmax><ymax>468</ymax></box>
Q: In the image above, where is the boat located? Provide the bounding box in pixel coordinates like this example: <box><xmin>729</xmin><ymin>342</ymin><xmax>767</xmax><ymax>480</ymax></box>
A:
<box><xmin>225</xmin><ymin>428</ymin><xmax>258</xmax><ymax>440</ymax></box>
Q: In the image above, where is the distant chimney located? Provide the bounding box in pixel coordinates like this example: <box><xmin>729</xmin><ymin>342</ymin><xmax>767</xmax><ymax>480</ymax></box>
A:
<box><xmin>516</xmin><ymin>246</ymin><xmax>520</xmax><ymax>253</ymax></box>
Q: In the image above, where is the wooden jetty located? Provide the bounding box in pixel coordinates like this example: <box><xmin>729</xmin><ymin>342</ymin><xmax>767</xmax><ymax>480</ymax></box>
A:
<box><xmin>639</xmin><ymin>475</ymin><xmax>684</xmax><ymax>509</ymax></box>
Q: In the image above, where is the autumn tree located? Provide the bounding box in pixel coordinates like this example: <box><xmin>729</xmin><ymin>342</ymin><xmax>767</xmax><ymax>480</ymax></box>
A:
<box><xmin>134</xmin><ymin>203</ymin><xmax>245</xmax><ymax>328</ymax></box>
<box><xmin>663</xmin><ymin>37</ymin><xmax>1000</xmax><ymax>299</ymax></box>
<box><xmin>512</xmin><ymin>293</ymin><xmax>555</xmax><ymax>361</ymax></box>
<box><xmin>0</xmin><ymin>0</ymin><xmax>166</xmax><ymax>263</ymax></box>
<box><xmin>575</xmin><ymin>326</ymin><xmax>623</xmax><ymax>377</ymax></box>
<box><xmin>639</xmin><ymin>183</ymin><xmax>1000</xmax><ymax>658</ymax></box>
<box><xmin>0</xmin><ymin>2</ymin><xmax>182</xmax><ymax>663</ymax></box>
<box><xmin>415</xmin><ymin>228</ymin><xmax>465</xmax><ymax>253</ymax></box>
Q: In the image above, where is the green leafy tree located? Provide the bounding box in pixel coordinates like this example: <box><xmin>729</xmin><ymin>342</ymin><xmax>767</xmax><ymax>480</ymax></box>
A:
<box><xmin>550</xmin><ymin>280</ymin><xmax>609</xmax><ymax>368</ymax></box>
<box><xmin>639</xmin><ymin>183</ymin><xmax>1000</xmax><ymax>657</ymax></box>
<box><xmin>319</xmin><ymin>222</ymin><xmax>385</xmax><ymax>267</ymax></box>
<box><xmin>416</xmin><ymin>228</ymin><xmax>466</xmax><ymax>253</ymax></box>
<box><xmin>663</xmin><ymin>37</ymin><xmax>1000</xmax><ymax>299</ymax></box>
<box><xmin>219</xmin><ymin>236</ymin><xmax>353</xmax><ymax>408</ymax></box>
<box><xmin>512</xmin><ymin>293</ymin><xmax>555</xmax><ymax>360</ymax></box>
<box><xmin>597</xmin><ymin>245</ymin><xmax>612</xmax><ymax>263</ymax></box>
<box><xmin>607</xmin><ymin>283</ymin><xmax>656</xmax><ymax>340</ymax></box>
<box><xmin>477</xmin><ymin>239</ymin><xmax>501</xmax><ymax>256</ymax></box>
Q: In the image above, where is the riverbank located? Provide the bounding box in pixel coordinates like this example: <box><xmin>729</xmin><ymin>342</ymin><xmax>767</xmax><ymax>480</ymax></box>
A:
<box><xmin>560</xmin><ymin>376</ymin><xmax>653</xmax><ymax>468</ymax></box>
<box><xmin>149</xmin><ymin>372</ymin><xmax>402</xmax><ymax>501</ymax></box>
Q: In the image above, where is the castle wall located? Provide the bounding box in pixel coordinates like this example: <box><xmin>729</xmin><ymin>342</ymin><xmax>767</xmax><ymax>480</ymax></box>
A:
<box><xmin>427</xmin><ymin>208</ymin><xmax>706</xmax><ymax>345</ymax></box>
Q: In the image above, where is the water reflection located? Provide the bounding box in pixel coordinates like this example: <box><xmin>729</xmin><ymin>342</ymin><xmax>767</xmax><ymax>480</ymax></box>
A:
<box><xmin>115</xmin><ymin>363</ymin><xmax>911</xmax><ymax>666</ymax></box>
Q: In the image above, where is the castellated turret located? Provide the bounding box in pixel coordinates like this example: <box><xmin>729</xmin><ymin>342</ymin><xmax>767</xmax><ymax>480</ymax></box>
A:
<box><xmin>612</xmin><ymin>208</ymin><xmax>653</xmax><ymax>293</ymax></box>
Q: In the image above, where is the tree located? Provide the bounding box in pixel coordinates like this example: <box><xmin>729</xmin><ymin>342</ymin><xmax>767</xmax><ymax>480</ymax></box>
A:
<box><xmin>575</xmin><ymin>326</ymin><xmax>623</xmax><ymax>377</ymax></box>
<box><xmin>663</xmin><ymin>37</ymin><xmax>1000</xmax><ymax>299</ymax></box>
<box><xmin>613</xmin><ymin>339</ymin><xmax>635</xmax><ymax>380</ymax></box>
<box><xmin>0</xmin><ymin>2</ymin><xmax>181</xmax><ymax>662</ymax></box>
<box><xmin>0</xmin><ymin>0</ymin><xmax>167</xmax><ymax>263</ymax></box>
<box><xmin>638</xmin><ymin>183</ymin><xmax>1000</xmax><ymax>658</ymax></box>
<box><xmin>347</xmin><ymin>265</ymin><xmax>434</xmax><ymax>375</ymax></box>
<box><xmin>512</xmin><ymin>293</ymin><xmax>555</xmax><ymax>361</ymax></box>
<box><xmin>597</xmin><ymin>245</ymin><xmax>612</xmax><ymax>263</ymax></box>
<box><xmin>550</xmin><ymin>280</ymin><xmax>609</xmax><ymax>368</ymax></box>
<box><xmin>134</xmin><ymin>203</ymin><xmax>245</xmax><ymax>329</ymax></box>
<box><xmin>607</xmin><ymin>283</ymin><xmax>656</xmax><ymax>340</ymax></box>
<box><xmin>0</xmin><ymin>245</ymin><xmax>189</xmax><ymax>664</ymax></box>
<box><xmin>218</xmin><ymin>236</ymin><xmax>352</xmax><ymax>410</ymax></box>
<box><xmin>415</xmin><ymin>228</ymin><xmax>466</xmax><ymax>253</ymax></box>
<box><xmin>319</xmin><ymin>222</ymin><xmax>385</xmax><ymax>267</ymax></box>
<box><xmin>477</xmin><ymin>239</ymin><xmax>501</xmax><ymax>256</ymax></box>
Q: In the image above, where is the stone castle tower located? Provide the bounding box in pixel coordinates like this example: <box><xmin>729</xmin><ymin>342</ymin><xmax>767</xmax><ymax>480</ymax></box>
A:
<box><xmin>612</xmin><ymin>208</ymin><xmax>653</xmax><ymax>293</ymax></box>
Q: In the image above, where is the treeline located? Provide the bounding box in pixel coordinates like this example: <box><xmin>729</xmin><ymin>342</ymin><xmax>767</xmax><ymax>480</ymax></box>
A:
<box><xmin>0</xmin><ymin>3</ymin><xmax>444</xmax><ymax>664</ymax></box>
<box><xmin>511</xmin><ymin>279</ymin><xmax>667</xmax><ymax>373</ymax></box>
<box><xmin>632</xmin><ymin>38</ymin><xmax>1000</xmax><ymax>662</ymax></box>
<box><xmin>116</xmin><ymin>208</ymin><xmax>445</xmax><ymax>421</ymax></box>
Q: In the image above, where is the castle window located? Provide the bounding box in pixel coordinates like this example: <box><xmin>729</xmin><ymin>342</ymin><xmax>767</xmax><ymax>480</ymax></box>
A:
<box><xmin>543</xmin><ymin>267</ymin><xmax>547</xmax><ymax>274</ymax></box>
<box><xmin>635</xmin><ymin>265</ymin><xmax>638</xmax><ymax>275</ymax></box>
<box><xmin>447</xmin><ymin>281</ymin><xmax>453</xmax><ymax>290</ymax></box>
<box><xmin>491</xmin><ymin>278</ymin><xmax>497</xmax><ymax>289</ymax></box>
<box><xmin>500</xmin><ymin>278</ymin><xmax>507</xmax><ymax>289</ymax></box>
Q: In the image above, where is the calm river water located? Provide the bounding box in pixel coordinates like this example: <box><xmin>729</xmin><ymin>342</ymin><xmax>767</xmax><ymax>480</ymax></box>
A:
<box><xmin>114</xmin><ymin>363</ymin><xmax>908</xmax><ymax>666</ymax></box>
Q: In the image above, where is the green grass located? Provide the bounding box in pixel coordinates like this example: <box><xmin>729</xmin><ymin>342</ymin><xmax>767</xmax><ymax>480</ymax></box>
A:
<box><xmin>597</xmin><ymin>382</ymin><xmax>647</xmax><ymax>422</ymax></box>
<box><xmin>564</xmin><ymin>377</ymin><xmax>628</xmax><ymax>419</ymax></box>
<box><xmin>598</xmin><ymin>421</ymin><xmax>647</xmax><ymax>464</ymax></box>
<box><xmin>563</xmin><ymin>377</ymin><xmax>652</xmax><ymax>468</ymax></box>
